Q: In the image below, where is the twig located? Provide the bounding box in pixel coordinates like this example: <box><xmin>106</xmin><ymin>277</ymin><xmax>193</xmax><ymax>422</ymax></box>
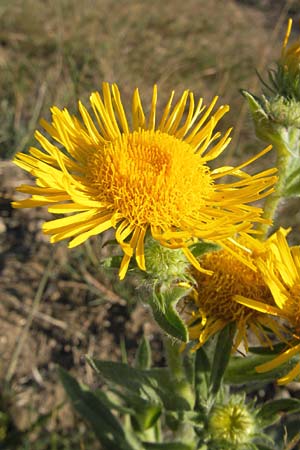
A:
<box><xmin>4</xmin><ymin>294</ymin><xmax>65</xmax><ymax>329</ymax></box>
<box><xmin>80</xmin><ymin>269</ymin><xmax>126</xmax><ymax>305</ymax></box>
<box><xmin>3</xmin><ymin>290</ymin><xmax>85</xmax><ymax>339</ymax></box>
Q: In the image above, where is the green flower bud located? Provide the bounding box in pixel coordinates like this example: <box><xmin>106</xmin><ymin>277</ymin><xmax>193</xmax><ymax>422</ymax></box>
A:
<box><xmin>265</xmin><ymin>95</ymin><xmax>300</xmax><ymax>129</ymax></box>
<box><xmin>143</xmin><ymin>237</ymin><xmax>190</xmax><ymax>283</ymax></box>
<box><xmin>242</xmin><ymin>90</ymin><xmax>284</xmax><ymax>148</ymax></box>
<box><xmin>208</xmin><ymin>396</ymin><xmax>256</xmax><ymax>449</ymax></box>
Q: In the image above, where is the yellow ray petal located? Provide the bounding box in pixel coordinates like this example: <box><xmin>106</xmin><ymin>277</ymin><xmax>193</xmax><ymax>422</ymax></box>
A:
<box><xmin>256</xmin><ymin>343</ymin><xmax>300</xmax><ymax>373</ymax></box>
<box><xmin>234</xmin><ymin>295</ymin><xmax>284</xmax><ymax>317</ymax></box>
<box><xmin>43</xmin><ymin>210</ymin><xmax>99</xmax><ymax>232</ymax></box>
<box><xmin>278</xmin><ymin>361</ymin><xmax>300</xmax><ymax>385</ymax></box>
<box><xmin>68</xmin><ymin>216</ymin><xmax>113</xmax><ymax>248</ymax></box>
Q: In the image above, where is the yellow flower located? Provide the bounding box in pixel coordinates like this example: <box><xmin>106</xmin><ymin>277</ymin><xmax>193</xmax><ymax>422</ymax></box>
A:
<box><xmin>280</xmin><ymin>18</ymin><xmax>300</xmax><ymax>77</ymax></box>
<box><xmin>13</xmin><ymin>83</ymin><xmax>276</xmax><ymax>279</ymax></box>
<box><xmin>237</xmin><ymin>229</ymin><xmax>300</xmax><ymax>384</ymax></box>
<box><xmin>188</xmin><ymin>233</ymin><xmax>286</xmax><ymax>351</ymax></box>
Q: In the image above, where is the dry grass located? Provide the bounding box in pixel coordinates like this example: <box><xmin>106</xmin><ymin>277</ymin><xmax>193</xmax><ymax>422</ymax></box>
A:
<box><xmin>1</xmin><ymin>1</ymin><xmax>300</xmax><ymax>448</ymax></box>
<box><xmin>0</xmin><ymin>0</ymin><xmax>291</xmax><ymax>160</ymax></box>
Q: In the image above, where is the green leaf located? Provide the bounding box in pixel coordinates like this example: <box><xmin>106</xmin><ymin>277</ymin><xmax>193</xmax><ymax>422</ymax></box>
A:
<box><xmin>87</xmin><ymin>358</ymin><xmax>160</xmax><ymax>400</ymax></box>
<box><xmin>135</xmin><ymin>336</ymin><xmax>152</xmax><ymax>370</ymax></box>
<box><xmin>88</xmin><ymin>358</ymin><xmax>191</xmax><ymax>410</ymax></box>
<box><xmin>225</xmin><ymin>352</ymin><xmax>300</xmax><ymax>384</ymax></box>
<box><xmin>105</xmin><ymin>385</ymin><xmax>161</xmax><ymax>430</ymax></box>
<box><xmin>143</xmin><ymin>442</ymin><xmax>195</xmax><ymax>450</ymax></box>
<box><xmin>148</xmin><ymin>368</ymin><xmax>193</xmax><ymax>411</ymax></box>
<box><xmin>256</xmin><ymin>445</ymin><xmax>276</xmax><ymax>450</ymax></box>
<box><xmin>194</xmin><ymin>347</ymin><xmax>210</xmax><ymax>407</ymax></box>
<box><xmin>248</xmin><ymin>343</ymin><xmax>287</xmax><ymax>355</ymax></box>
<box><xmin>166</xmin><ymin>410</ymin><xmax>205</xmax><ymax>428</ymax></box>
<box><xmin>113</xmin><ymin>386</ymin><xmax>162</xmax><ymax>431</ymax></box>
<box><xmin>94</xmin><ymin>389</ymin><xmax>135</xmax><ymax>416</ymax></box>
<box><xmin>258</xmin><ymin>398</ymin><xmax>300</xmax><ymax>422</ymax></box>
<box><xmin>58</xmin><ymin>368</ymin><xmax>143</xmax><ymax>450</ymax></box>
<box><xmin>209</xmin><ymin>323</ymin><xmax>236</xmax><ymax>395</ymax></box>
<box><xmin>149</xmin><ymin>286</ymin><xmax>189</xmax><ymax>342</ymax></box>
<box><xmin>132</xmin><ymin>405</ymin><xmax>162</xmax><ymax>432</ymax></box>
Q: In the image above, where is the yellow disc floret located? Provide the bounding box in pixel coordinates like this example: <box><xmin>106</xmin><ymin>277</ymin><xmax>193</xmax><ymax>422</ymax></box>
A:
<box><xmin>87</xmin><ymin>130</ymin><xmax>213</xmax><ymax>228</ymax></box>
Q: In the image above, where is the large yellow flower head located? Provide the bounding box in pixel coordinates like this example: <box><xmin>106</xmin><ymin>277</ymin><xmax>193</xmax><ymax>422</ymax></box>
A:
<box><xmin>238</xmin><ymin>229</ymin><xmax>300</xmax><ymax>384</ymax></box>
<box><xmin>13</xmin><ymin>83</ymin><xmax>276</xmax><ymax>279</ymax></box>
<box><xmin>187</xmin><ymin>234</ymin><xmax>286</xmax><ymax>351</ymax></box>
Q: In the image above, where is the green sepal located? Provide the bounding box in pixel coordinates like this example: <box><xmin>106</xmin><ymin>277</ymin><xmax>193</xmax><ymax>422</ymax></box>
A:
<box><xmin>209</xmin><ymin>323</ymin><xmax>236</xmax><ymax>395</ymax></box>
<box><xmin>149</xmin><ymin>286</ymin><xmax>190</xmax><ymax>342</ymax></box>
<box><xmin>257</xmin><ymin>398</ymin><xmax>300</xmax><ymax>425</ymax></box>
<box><xmin>242</xmin><ymin>90</ymin><xmax>283</xmax><ymax>147</ymax></box>
<box><xmin>189</xmin><ymin>241</ymin><xmax>220</xmax><ymax>258</ymax></box>
<box><xmin>58</xmin><ymin>368</ymin><xmax>143</xmax><ymax>450</ymax></box>
<box><xmin>135</xmin><ymin>336</ymin><xmax>152</xmax><ymax>370</ymax></box>
<box><xmin>143</xmin><ymin>442</ymin><xmax>196</xmax><ymax>450</ymax></box>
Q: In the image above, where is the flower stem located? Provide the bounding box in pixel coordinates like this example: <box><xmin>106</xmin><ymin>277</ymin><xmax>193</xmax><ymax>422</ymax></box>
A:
<box><xmin>163</xmin><ymin>336</ymin><xmax>195</xmax><ymax>410</ymax></box>
<box><xmin>257</xmin><ymin>143</ymin><xmax>289</xmax><ymax>238</ymax></box>
<box><xmin>163</xmin><ymin>336</ymin><xmax>196</xmax><ymax>442</ymax></box>
<box><xmin>164</xmin><ymin>336</ymin><xmax>185</xmax><ymax>380</ymax></box>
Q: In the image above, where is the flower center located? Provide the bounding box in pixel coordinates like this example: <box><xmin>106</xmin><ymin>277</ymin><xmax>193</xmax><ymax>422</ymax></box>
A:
<box><xmin>87</xmin><ymin>129</ymin><xmax>214</xmax><ymax>227</ymax></box>
<box><xmin>192</xmin><ymin>246</ymin><xmax>273</xmax><ymax>322</ymax></box>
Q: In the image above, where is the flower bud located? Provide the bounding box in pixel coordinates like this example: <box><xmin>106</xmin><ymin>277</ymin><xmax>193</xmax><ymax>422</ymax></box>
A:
<box><xmin>143</xmin><ymin>237</ymin><xmax>190</xmax><ymax>284</ymax></box>
<box><xmin>208</xmin><ymin>396</ymin><xmax>256</xmax><ymax>449</ymax></box>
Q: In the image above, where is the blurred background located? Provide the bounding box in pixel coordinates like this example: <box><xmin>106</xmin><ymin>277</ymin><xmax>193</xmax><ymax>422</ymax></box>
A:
<box><xmin>1</xmin><ymin>0</ymin><xmax>300</xmax><ymax>448</ymax></box>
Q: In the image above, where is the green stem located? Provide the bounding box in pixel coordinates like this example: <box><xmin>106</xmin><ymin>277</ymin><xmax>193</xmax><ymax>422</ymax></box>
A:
<box><xmin>163</xmin><ymin>335</ymin><xmax>195</xmax><ymax>409</ymax></box>
<box><xmin>164</xmin><ymin>336</ymin><xmax>185</xmax><ymax>381</ymax></box>
<box><xmin>164</xmin><ymin>337</ymin><xmax>192</xmax><ymax>441</ymax></box>
<box><xmin>257</xmin><ymin>144</ymin><xmax>290</xmax><ymax>238</ymax></box>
